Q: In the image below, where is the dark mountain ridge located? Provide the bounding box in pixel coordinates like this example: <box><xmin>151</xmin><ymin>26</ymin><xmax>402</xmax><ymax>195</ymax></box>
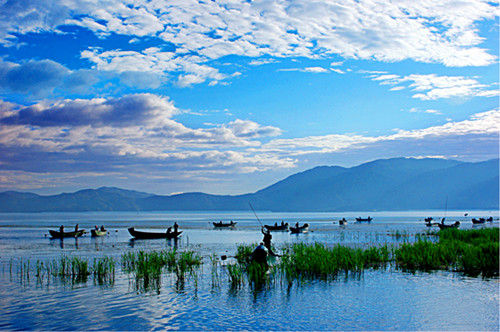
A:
<box><xmin>0</xmin><ymin>158</ymin><xmax>497</xmax><ymax>212</ymax></box>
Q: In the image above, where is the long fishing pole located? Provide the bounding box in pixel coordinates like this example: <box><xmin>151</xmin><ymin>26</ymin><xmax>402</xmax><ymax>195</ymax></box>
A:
<box><xmin>248</xmin><ymin>202</ymin><xmax>263</xmax><ymax>227</ymax></box>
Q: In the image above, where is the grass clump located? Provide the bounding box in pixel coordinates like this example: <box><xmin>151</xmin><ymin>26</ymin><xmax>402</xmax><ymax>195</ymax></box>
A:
<box><xmin>121</xmin><ymin>249</ymin><xmax>202</xmax><ymax>293</ymax></box>
<box><xmin>279</xmin><ymin>243</ymin><xmax>390</xmax><ymax>281</ymax></box>
<box><xmin>394</xmin><ymin>228</ymin><xmax>499</xmax><ymax>277</ymax></box>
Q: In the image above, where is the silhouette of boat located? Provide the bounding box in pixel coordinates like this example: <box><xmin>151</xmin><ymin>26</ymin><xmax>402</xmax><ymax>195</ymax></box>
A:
<box><xmin>437</xmin><ymin>221</ymin><xmax>460</xmax><ymax>229</ymax></box>
<box><xmin>338</xmin><ymin>218</ymin><xmax>347</xmax><ymax>225</ymax></box>
<box><xmin>471</xmin><ymin>218</ymin><xmax>486</xmax><ymax>224</ymax></box>
<box><xmin>213</xmin><ymin>221</ymin><xmax>237</xmax><ymax>228</ymax></box>
<box><xmin>49</xmin><ymin>229</ymin><xmax>85</xmax><ymax>238</ymax></box>
<box><xmin>424</xmin><ymin>217</ymin><xmax>433</xmax><ymax>223</ymax></box>
<box><xmin>290</xmin><ymin>223</ymin><xmax>309</xmax><ymax>234</ymax></box>
<box><xmin>128</xmin><ymin>227</ymin><xmax>182</xmax><ymax>239</ymax></box>
<box><xmin>355</xmin><ymin>217</ymin><xmax>372</xmax><ymax>222</ymax></box>
<box><xmin>264</xmin><ymin>223</ymin><xmax>289</xmax><ymax>231</ymax></box>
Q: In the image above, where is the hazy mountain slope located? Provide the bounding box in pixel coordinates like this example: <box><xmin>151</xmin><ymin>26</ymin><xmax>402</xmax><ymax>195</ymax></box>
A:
<box><xmin>0</xmin><ymin>158</ymin><xmax>497</xmax><ymax>212</ymax></box>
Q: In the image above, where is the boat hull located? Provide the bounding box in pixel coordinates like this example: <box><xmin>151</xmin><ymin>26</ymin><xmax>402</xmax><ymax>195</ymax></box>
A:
<box><xmin>49</xmin><ymin>229</ymin><xmax>85</xmax><ymax>238</ymax></box>
<box><xmin>213</xmin><ymin>222</ymin><xmax>237</xmax><ymax>228</ymax></box>
<box><xmin>264</xmin><ymin>224</ymin><xmax>289</xmax><ymax>231</ymax></box>
<box><xmin>128</xmin><ymin>227</ymin><xmax>182</xmax><ymax>239</ymax></box>
<box><xmin>91</xmin><ymin>229</ymin><xmax>107</xmax><ymax>237</ymax></box>
<box><xmin>290</xmin><ymin>224</ymin><xmax>309</xmax><ymax>234</ymax></box>
<box><xmin>355</xmin><ymin>217</ymin><xmax>373</xmax><ymax>222</ymax></box>
<box><xmin>437</xmin><ymin>222</ymin><xmax>460</xmax><ymax>230</ymax></box>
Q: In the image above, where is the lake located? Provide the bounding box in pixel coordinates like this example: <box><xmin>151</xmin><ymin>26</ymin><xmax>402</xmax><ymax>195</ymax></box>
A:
<box><xmin>0</xmin><ymin>210</ymin><xmax>498</xmax><ymax>330</ymax></box>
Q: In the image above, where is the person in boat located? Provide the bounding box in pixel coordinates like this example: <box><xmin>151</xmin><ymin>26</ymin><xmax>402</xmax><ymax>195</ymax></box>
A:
<box><xmin>75</xmin><ymin>224</ymin><xmax>79</xmax><ymax>232</ymax></box>
<box><xmin>100</xmin><ymin>225</ymin><xmax>106</xmax><ymax>231</ymax></box>
<box><xmin>274</xmin><ymin>222</ymin><xmax>278</xmax><ymax>227</ymax></box>
<box><xmin>261</xmin><ymin>227</ymin><xmax>276</xmax><ymax>256</ymax></box>
<box><xmin>295</xmin><ymin>222</ymin><xmax>299</xmax><ymax>228</ymax></box>
<box><xmin>441</xmin><ymin>217</ymin><xmax>445</xmax><ymax>225</ymax></box>
<box><xmin>95</xmin><ymin>225</ymin><xmax>99</xmax><ymax>230</ymax></box>
<box><xmin>59</xmin><ymin>225</ymin><xmax>64</xmax><ymax>233</ymax></box>
<box><xmin>281</xmin><ymin>221</ymin><xmax>285</xmax><ymax>226</ymax></box>
<box><xmin>173</xmin><ymin>222</ymin><xmax>179</xmax><ymax>233</ymax></box>
<box><xmin>166</xmin><ymin>227</ymin><xmax>172</xmax><ymax>235</ymax></box>
<box><xmin>251</xmin><ymin>242</ymin><xmax>268</xmax><ymax>264</ymax></box>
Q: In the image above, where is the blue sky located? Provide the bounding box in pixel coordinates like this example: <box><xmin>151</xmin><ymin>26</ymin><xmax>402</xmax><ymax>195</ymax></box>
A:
<box><xmin>0</xmin><ymin>0</ymin><xmax>498</xmax><ymax>195</ymax></box>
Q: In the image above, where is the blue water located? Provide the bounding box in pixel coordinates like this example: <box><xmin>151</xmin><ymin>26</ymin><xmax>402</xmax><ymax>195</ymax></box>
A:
<box><xmin>0</xmin><ymin>211</ymin><xmax>498</xmax><ymax>330</ymax></box>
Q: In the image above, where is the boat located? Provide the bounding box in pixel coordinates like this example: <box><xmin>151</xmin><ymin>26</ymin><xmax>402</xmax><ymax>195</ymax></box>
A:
<box><xmin>355</xmin><ymin>217</ymin><xmax>373</xmax><ymax>222</ymax></box>
<box><xmin>472</xmin><ymin>218</ymin><xmax>486</xmax><ymax>224</ymax></box>
<box><xmin>437</xmin><ymin>221</ymin><xmax>460</xmax><ymax>230</ymax></box>
<box><xmin>290</xmin><ymin>223</ymin><xmax>309</xmax><ymax>234</ymax></box>
<box><xmin>91</xmin><ymin>229</ymin><xmax>107</xmax><ymax>237</ymax></box>
<box><xmin>49</xmin><ymin>229</ymin><xmax>85</xmax><ymax>238</ymax></box>
<box><xmin>128</xmin><ymin>227</ymin><xmax>182</xmax><ymax>239</ymax></box>
<box><xmin>264</xmin><ymin>223</ymin><xmax>289</xmax><ymax>231</ymax></box>
<box><xmin>213</xmin><ymin>221</ymin><xmax>237</xmax><ymax>228</ymax></box>
<box><xmin>486</xmin><ymin>217</ymin><xmax>493</xmax><ymax>222</ymax></box>
<box><xmin>338</xmin><ymin>218</ymin><xmax>347</xmax><ymax>225</ymax></box>
<box><xmin>424</xmin><ymin>217</ymin><xmax>433</xmax><ymax>223</ymax></box>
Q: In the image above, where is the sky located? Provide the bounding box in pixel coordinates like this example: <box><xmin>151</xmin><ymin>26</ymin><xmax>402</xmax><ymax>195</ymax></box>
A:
<box><xmin>0</xmin><ymin>0</ymin><xmax>498</xmax><ymax>195</ymax></box>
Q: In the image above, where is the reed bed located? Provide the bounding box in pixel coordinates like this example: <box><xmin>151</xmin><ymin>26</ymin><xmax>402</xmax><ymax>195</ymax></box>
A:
<box><xmin>121</xmin><ymin>249</ymin><xmax>202</xmax><ymax>293</ymax></box>
<box><xmin>394</xmin><ymin>228</ymin><xmax>499</xmax><ymax>277</ymax></box>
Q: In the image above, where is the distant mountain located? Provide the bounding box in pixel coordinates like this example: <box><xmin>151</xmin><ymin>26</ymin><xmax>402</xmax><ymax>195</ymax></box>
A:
<box><xmin>0</xmin><ymin>158</ymin><xmax>497</xmax><ymax>212</ymax></box>
<box><xmin>0</xmin><ymin>187</ymin><xmax>152</xmax><ymax>212</ymax></box>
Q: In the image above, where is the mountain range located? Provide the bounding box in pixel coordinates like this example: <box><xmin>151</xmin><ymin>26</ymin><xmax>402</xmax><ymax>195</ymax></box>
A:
<box><xmin>0</xmin><ymin>158</ymin><xmax>498</xmax><ymax>212</ymax></box>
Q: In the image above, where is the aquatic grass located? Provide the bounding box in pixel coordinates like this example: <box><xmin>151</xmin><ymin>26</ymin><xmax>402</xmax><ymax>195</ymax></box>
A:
<box><xmin>235</xmin><ymin>244</ymin><xmax>255</xmax><ymax>265</ymax></box>
<box><xmin>226</xmin><ymin>264</ymin><xmax>244</xmax><ymax>286</ymax></box>
<box><xmin>121</xmin><ymin>249</ymin><xmax>202</xmax><ymax>293</ymax></box>
<box><xmin>394</xmin><ymin>228</ymin><xmax>499</xmax><ymax>277</ymax></box>
<box><xmin>279</xmin><ymin>243</ymin><xmax>391</xmax><ymax>281</ymax></box>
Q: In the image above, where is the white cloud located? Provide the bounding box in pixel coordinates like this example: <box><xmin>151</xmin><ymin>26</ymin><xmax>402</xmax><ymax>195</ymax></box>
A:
<box><xmin>0</xmin><ymin>94</ymin><xmax>290</xmax><ymax>175</ymax></box>
<box><xmin>0</xmin><ymin>0</ymin><xmax>496</xmax><ymax>70</ymax></box>
<box><xmin>262</xmin><ymin>109</ymin><xmax>500</xmax><ymax>154</ymax></box>
<box><xmin>278</xmin><ymin>66</ymin><xmax>329</xmax><ymax>73</ymax></box>
<box><xmin>369</xmin><ymin>72</ymin><xmax>499</xmax><ymax>100</ymax></box>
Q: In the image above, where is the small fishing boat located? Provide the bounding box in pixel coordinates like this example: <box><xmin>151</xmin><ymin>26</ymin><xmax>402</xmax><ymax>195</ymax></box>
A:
<box><xmin>338</xmin><ymin>218</ymin><xmax>347</xmax><ymax>225</ymax></box>
<box><xmin>264</xmin><ymin>223</ymin><xmax>289</xmax><ymax>231</ymax></box>
<box><xmin>437</xmin><ymin>221</ymin><xmax>460</xmax><ymax>230</ymax></box>
<box><xmin>471</xmin><ymin>218</ymin><xmax>486</xmax><ymax>224</ymax></box>
<box><xmin>213</xmin><ymin>221</ymin><xmax>237</xmax><ymax>228</ymax></box>
<box><xmin>424</xmin><ymin>217</ymin><xmax>433</xmax><ymax>223</ymax></box>
<box><xmin>91</xmin><ymin>229</ymin><xmax>107</xmax><ymax>237</ymax></box>
<box><xmin>128</xmin><ymin>227</ymin><xmax>182</xmax><ymax>239</ymax></box>
<box><xmin>49</xmin><ymin>229</ymin><xmax>85</xmax><ymax>238</ymax></box>
<box><xmin>355</xmin><ymin>217</ymin><xmax>373</xmax><ymax>222</ymax></box>
<box><xmin>290</xmin><ymin>223</ymin><xmax>309</xmax><ymax>234</ymax></box>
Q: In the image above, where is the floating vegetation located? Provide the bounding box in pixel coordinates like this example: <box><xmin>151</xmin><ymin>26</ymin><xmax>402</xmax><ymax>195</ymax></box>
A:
<box><xmin>394</xmin><ymin>228</ymin><xmax>499</xmax><ymax>277</ymax></box>
<box><xmin>121</xmin><ymin>249</ymin><xmax>202</xmax><ymax>294</ymax></box>
<box><xmin>226</xmin><ymin>264</ymin><xmax>244</xmax><ymax>286</ymax></box>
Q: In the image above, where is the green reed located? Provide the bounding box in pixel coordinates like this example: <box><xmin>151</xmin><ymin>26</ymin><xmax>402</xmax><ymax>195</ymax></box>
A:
<box><xmin>279</xmin><ymin>243</ymin><xmax>390</xmax><ymax>281</ymax></box>
<box><xmin>121</xmin><ymin>249</ymin><xmax>202</xmax><ymax>293</ymax></box>
<box><xmin>394</xmin><ymin>228</ymin><xmax>499</xmax><ymax>277</ymax></box>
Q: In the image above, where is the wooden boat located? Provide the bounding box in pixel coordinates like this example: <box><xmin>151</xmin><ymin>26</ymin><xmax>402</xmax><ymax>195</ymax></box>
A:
<box><xmin>290</xmin><ymin>223</ymin><xmax>309</xmax><ymax>234</ymax></box>
<box><xmin>356</xmin><ymin>217</ymin><xmax>373</xmax><ymax>222</ymax></box>
<box><xmin>128</xmin><ymin>227</ymin><xmax>182</xmax><ymax>239</ymax></box>
<box><xmin>49</xmin><ymin>229</ymin><xmax>85</xmax><ymax>238</ymax></box>
<box><xmin>338</xmin><ymin>218</ymin><xmax>347</xmax><ymax>225</ymax></box>
<box><xmin>91</xmin><ymin>229</ymin><xmax>107</xmax><ymax>237</ymax></box>
<box><xmin>437</xmin><ymin>221</ymin><xmax>460</xmax><ymax>230</ymax></box>
<box><xmin>424</xmin><ymin>217</ymin><xmax>433</xmax><ymax>223</ymax></box>
<box><xmin>213</xmin><ymin>221</ymin><xmax>237</xmax><ymax>228</ymax></box>
<box><xmin>264</xmin><ymin>223</ymin><xmax>289</xmax><ymax>231</ymax></box>
<box><xmin>471</xmin><ymin>218</ymin><xmax>486</xmax><ymax>224</ymax></box>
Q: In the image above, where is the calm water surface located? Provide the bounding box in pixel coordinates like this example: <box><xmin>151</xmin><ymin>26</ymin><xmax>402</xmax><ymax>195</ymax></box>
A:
<box><xmin>0</xmin><ymin>210</ymin><xmax>498</xmax><ymax>330</ymax></box>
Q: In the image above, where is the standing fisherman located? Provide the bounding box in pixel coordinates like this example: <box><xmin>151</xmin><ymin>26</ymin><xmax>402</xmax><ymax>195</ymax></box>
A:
<box><xmin>261</xmin><ymin>227</ymin><xmax>275</xmax><ymax>256</ymax></box>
